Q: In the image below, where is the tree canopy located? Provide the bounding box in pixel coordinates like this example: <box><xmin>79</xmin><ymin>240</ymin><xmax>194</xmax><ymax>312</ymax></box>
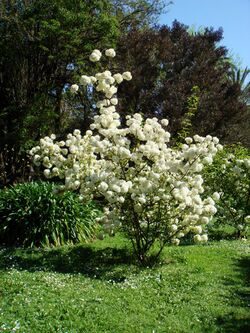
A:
<box><xmin>0</xmin><ymin>0</ymin><xmax>119</xmax><ymax>148</ymax></box>
<box><xmin>115</xmin><ymin>21</ymin><xmax>248</xmax><ymax>144</ymax></box>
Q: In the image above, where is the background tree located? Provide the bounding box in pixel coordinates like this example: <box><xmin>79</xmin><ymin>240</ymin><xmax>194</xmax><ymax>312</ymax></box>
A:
<box><xmin>111</xmin><ymin>0</ymin><xmax>171</xmax><ymax>29</ymax></box>
<box><xmin>0</xmin><ymin>0</ymin><xmax>119</xmax><ymax>148</ymax></box>
<box><xmin>115</xmin><ymin>21</ymin><xmax>248</xmax><ymax>146</ymax></box>
<box><xmin>228</xmin><ymin>64</ymin><xmax>250</xmax><ymax>105</ymax></box>
<box><xmin>0</xmin><ymin>0</ymin><xmax>119</xmax><ymax>185</ymax></box>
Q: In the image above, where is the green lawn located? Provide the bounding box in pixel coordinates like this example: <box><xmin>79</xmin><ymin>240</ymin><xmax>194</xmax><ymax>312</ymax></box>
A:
<box><xmin>0</xmin><ymin>236</ymin><xmax>249</xmax><ymax>333</ymax></box>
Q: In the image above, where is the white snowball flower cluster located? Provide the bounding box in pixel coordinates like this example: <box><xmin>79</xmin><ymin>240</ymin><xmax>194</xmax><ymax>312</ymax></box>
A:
<box><xmin>30</xmin><ymin>49</ymin><xmax>224</xmax><ymax>262</ymax></box>
<box><xmin>89</xmin><ymin>49</ymin><xmax>102</xmax><ymax>62</ymax></box>
<box><xmin>69</xmin><ymin>51</ymin><xmax>132</xmax><ymax>101</ymax></box>
<box><xmin>105</xmin><ymin>48</ymin><xmax>116</xmax><ymax>58</ymax></box>
<box><xmin>30</xmin><ymin>130</ymin><xmax>98</xmax><ymax>191</ymax></box>
<box><xmin>70</xmin><ymin>84</ymin><xmax>79</xmax><ymax>94</ymax></box>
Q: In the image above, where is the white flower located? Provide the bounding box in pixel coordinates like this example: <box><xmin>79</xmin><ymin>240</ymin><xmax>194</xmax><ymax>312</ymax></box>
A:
<box><xmin>205</xmin><ymin>204</ymin><xmax>217</xmax><ymax>215</ymax></box>
<box><xmin>161</xmin><ymin>119</ymin><xmax>169</xmax><ymax>126</ymax></box>
<box><xmin>194</xmin><ymin>234</ymin><xmax>202</xmax><ymax>243</ymax></box>
<box><xmin>70</xmin><ymin>84</ymin><xmax>79</xmax><ymax>94</ymax></box>
<box><xmin>200</xmin><ymin>234</ymin><xmax>208</xmax><ymax>242</ymax></box>
<box><xmin>105</xmin><ymin>86</ymin><xmax>117</xmax><ymax>99</ymax></box>
<box><xmin>110</xmin><ymin>98</ymin><xmax>118</xmax><ymax>105</ymax></box>
<box><xmin>103</xmin><ymin>70</ymin><xmax>112</xmax><ymax>78</ymax></box>
<box><xmin>97</xmin><ymin>181</ymin><xmax>109</xmax><ymax>192</ymax></box>
<box><xmin>113</xmin><ymin>73</ymin><xmax>123</xmax><ymax>84</ymax></box>
<box><xmin>73</xmin><ymin>129</ymin><xmax>81</xmax><ymax>136</ymax></box>
<box><xmin>138</xmin><ymin>196</ymin><xmax>146</xmax><ymax>204</ymax></box>
<box><xmin>90</xmin><ymin>76</ymin><xmax>97</xmax><ymax>84</ymax></box>
<box><xmin>89</xmin><ymin>49</ymin><xmax>102</xmax><ymax>62</ymax></box>
<box><xmin>111</xmin><ymin>184</ymin><xmax>121</xmax><ymax>193</ymax></box>
<box><xmin>172</xmin><ymin>238</ymin><xmax>180</xmax><ymax>246</ymax></box>
<box><xmin>193</xmin><ymin>226</ymin><xmax>202</xmax><ymax>234</ymax></box>
<box><xmin>106</xmin><ymin>77</ymin><xmax>115</xmax><ymax>85</ymax></box>
<box><xmin>203</xmin><ymin>156</ymin><xmax>213</xmax><ymax>165</ymax></box>
<box><xmin>34</xmin><ymin>154</ymin><xmax>40</xmax><ymax>161</ymax></box>
<box><xmin>44</xmin><ymin>169</ymin><xmax>51</xmax><ymax>178</ymax></box>
<box><xmin>52</xmin><ymin>167</ymin><xmax>59</xmax><ymax>176</ymax></box>
<box><xmin>212</xmin><ymin>192</ymin><xmax>220</xmax><ymax>201</ymax></box>
<box><xmin>200</xmin><ymin>216</ymin><xmax>209</xmax><ymax>225</ymax></box>
<box><xmin>245</xmin><ymin>216</ymin><xmax>250</xmax><ymax>224</ymax></box>
<box><xmin>74</xmin><ymin>180</ymin><xmax>81</xmax><ymax>189</ymax></box>
<box><xmin>185</xmin><ymin>137</ymin><xmax>193</xmax><ymax>144</ymax></box>
<box><xmin>244</xmin><ymin>159</ymin><xmax>250</xmax><ymax>168</ymax></box>
<box><xmin>193</xmin><ymin>135</ymin><xmax>203</xmax><ymax>143</ymax></box>
<box><xmin>170</xmin><ymin>224</ymin><xmax>178</xmax><ymax>232</ymax></box>
<box><xmin>122</xmin><ymin>71</ymin><xmax>132</xmax><ymax>81</ymax></box>
<box><xmin>80</xmin><ymin>75</ymin><xmax>91</xmax><ymax>85</ymax></box>
<box><xmin>105</xmin><ymin>48</ymin><xmax>116</xmax><ymax>58</ymax></box>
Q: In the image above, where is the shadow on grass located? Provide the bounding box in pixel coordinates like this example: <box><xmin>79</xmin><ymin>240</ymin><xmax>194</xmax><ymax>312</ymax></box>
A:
<box><xmin>216</xmin><ymin>256</ymin><xmax>250</xmax><ymax>333</ymax></box>
<box><xmin>0</xmin><ymin>244</ymin><xmax>138</xmax><ymax>281</ymax></box>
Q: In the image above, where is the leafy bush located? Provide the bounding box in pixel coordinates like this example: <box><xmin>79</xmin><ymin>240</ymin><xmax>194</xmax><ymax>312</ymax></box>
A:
<box><xmin>0</xmin><ymin>181</ymin><xmax>100</xmax><ymax>247</ymax></box>
<box><xmin>30</xmin><ymin>49</ymin><xmax>222</xmax><ymax>265</ymax></box>
<box><xmin>203</xmin><ymin>145</ymin><xmax>250</xmax><ymax>239</ymax></box>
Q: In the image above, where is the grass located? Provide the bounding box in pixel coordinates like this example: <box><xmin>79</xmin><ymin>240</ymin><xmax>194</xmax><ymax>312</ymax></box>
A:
<box><xmin>0</xmin><ymin>235</ymin><xmax>249</xmax><ymax>333</ymax></box>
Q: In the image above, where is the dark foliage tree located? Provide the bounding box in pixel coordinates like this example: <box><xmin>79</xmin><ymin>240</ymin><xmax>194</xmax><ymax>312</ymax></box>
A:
<box><xmin>0</xmin><ymin>0</ymin><xmax>119</xmax><ymax>185</ymax></box>
<box><xmin>0</xmin><ymin>0</ymin><xmax>121</xmax><ymax>145</ymax></box>
<box><xmin>115</xmin><ymin>21</ymin><xmax>248</xmax><ymax>145</ymax></box>
<box><xmin>228</xmin><ymin>64</ymin><xmax>250</xmax><ymax>105</ymax></box>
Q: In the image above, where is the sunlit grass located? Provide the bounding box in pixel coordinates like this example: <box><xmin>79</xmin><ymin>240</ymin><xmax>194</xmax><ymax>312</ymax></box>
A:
<box><xmin>0</xmin><ymin>236</ymin><xmax>249</xmax><ymax>333</ymax></box>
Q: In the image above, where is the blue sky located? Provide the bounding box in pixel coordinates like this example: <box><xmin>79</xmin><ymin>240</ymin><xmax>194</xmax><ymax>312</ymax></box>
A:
<box><xmin>159</xmin><ymin>0</ymin><xmax>250</xmax><ymax>69</ymax></box>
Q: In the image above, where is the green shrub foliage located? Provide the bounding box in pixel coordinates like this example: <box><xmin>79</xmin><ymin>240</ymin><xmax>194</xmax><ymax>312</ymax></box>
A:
<box><xmin>203</xmin><ymin>145</ymin><xmax>250</xmax><ymax>238</ymax></box>
<box><xmin>0</xmin><ymin>182</ymin><xmax>100</xmax><ymax>247</ymax></box>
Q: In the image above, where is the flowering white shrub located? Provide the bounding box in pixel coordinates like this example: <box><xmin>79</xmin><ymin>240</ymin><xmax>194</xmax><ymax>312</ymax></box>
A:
<box><xmin>30</xmin><ymin>49</ymin><xmax>223</xmax><ymax>264</ymax></box>
<box><xmin>203</xmin><ymin>145</ymin><xmax>250</xmax><ymax>239</ymax></box>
